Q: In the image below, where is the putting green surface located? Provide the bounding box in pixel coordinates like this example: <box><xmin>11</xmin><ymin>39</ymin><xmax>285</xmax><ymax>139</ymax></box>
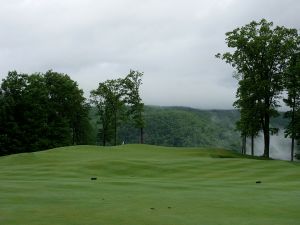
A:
<box><xmin>0</xmin><ymin>144</ymin><xmax>299</xmax><ymax>225</ymax></box>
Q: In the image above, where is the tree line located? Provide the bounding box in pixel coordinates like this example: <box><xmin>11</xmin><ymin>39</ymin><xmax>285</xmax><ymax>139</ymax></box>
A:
<box><xmin>0</xmin><ymin>70</ymin><xmax>92</xmax><ymax>155</ymax></box>
<box><xmin>0</xmin><ymin>70</ymin><xmax>144</xmax><ymax>156</ymax></box>
<box><xmin>217</xmin><ymin>19</ymin><xmax>300</xmax><ymax>161</ymax></box>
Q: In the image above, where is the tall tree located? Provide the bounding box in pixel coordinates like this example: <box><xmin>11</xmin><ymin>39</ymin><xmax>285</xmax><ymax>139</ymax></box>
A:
<box><xmin>234</xmin><ymin>76</ymin><xmax>261</xmax><ymax>156</ymax></box>
<box><xmin>91</xmin><ymin>70</ymin><xmax>144</xmax><ymax>146</ymax></box>
<box><xmin>91</xmin><ymin>79</ymin><xmax>125</xmax><ymax>146</ymax></box>
<box><xmin>284</xmin><ymin>53</ymin><xmax>300</xmax><ymax>161</ymax></box>
<box><xmin>217</xmin><ymin>19</ymin><xmax>300</xmax><ymax>158</ymax></box>
<box><xmin>0</xmin><ymin>71</ymin><xmax>28</xmax><ymax>154</ymax></box>
<box><xmin>123</xmin><ymin>70</ymin><xmax>145</xmax><ymax>144</ymax></box>
<box><xmin>91</xmin><ymin>83</ymin><xmax>112</xmax><ymax>146</ymax></box>
<box><xmin>44</xmin><ymin>70</ymin><xmax>89</xmax><ymax>147</ymax></box>
<box><xmin>21</xmin><ymin>73</ymin><xmax>49</xmax><ymax>150</ymax></box>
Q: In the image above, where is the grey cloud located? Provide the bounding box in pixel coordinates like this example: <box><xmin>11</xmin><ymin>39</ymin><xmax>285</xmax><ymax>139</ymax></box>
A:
<box><xmin>0</xmin><ymin>0</ymin><xmax>299</xmax><ymax>109</ymax></box>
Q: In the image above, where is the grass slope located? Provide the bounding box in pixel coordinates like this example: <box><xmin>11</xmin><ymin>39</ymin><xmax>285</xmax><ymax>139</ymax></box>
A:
<box><xmin>0</xmin><ymin>145</ymin><xmax>299</xmax><ymax>225</ymax></box>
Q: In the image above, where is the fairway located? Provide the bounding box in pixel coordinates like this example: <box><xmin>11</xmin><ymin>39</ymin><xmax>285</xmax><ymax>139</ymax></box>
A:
<box><xmin>0</xmin><ymin>145</ymin><xmax>300</xmax><ymax>225</ymax></box>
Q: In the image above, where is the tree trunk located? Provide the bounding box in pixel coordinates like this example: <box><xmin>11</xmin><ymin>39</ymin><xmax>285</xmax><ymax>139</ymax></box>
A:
<box><xmin>291</xmin><ymin>96</ymin><xmax>296</xmax><ymax>162</ymax></box>
<box><xmin>241</xmin><ymin>136</ymin><xmax>244</xmax><ymax>154</ymax></box>
<box><xmin>291</xmin><ymin>137</ymin><xmax>295</xmax><ymax>162</ymax></box>
<box><xmin>244</xmin><ymin>135</ymin><xmax>247</xmax><ymax>155</ymax></box>
<box><xmin>72</xmin><ymin>127</ymin><xmax>76</xmax><ymax>145</ymax></box>
<box><xmin>103</xmin><ymin>130</ymin><xmax>106</xmax><ymax>146</ymax></box>
<box><xmin>140</xmin><ymin>127</ymin><xmax>144</xmax><ymax>144</ymax></box>
<box><xmin>241</xmin><ymin>135</ymin><xmax>246</xmax><ymax>155</ymax></box>
<box><xmin>114</xmin><ymin>111</ymin><xmax>117</xmax><ymax>146</ymax></box>
<box><xmin>251</xmin><ymin>134</ymin><xmax>254</xmax><ymax>156</ymax></box>
<box><xmin>263</xmin><ymin>112</ymin><xmax>270</xmax><ymax>158</ymax></box>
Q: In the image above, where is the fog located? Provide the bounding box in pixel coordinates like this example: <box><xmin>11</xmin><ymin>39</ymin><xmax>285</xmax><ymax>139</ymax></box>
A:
<box><xmin>246</xmin><ymin>130</ymin><xmax>297</xmax><ymax>161</ymax></box>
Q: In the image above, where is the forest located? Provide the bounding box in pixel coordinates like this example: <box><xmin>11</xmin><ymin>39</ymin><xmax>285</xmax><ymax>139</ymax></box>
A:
<box><xmin>93</xmin><ymin>106</ymin><xmax>288</xmax><ymax>151</ymax></box>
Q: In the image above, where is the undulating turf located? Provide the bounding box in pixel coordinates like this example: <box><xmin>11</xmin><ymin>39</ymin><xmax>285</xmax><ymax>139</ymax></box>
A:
<box><xmin>0</xmin><ymin>144</ymin><xmax>299</xmax><ymax>225</ymax></box>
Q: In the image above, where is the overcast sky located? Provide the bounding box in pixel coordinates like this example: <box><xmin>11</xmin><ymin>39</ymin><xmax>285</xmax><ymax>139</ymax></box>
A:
<box><xmin>0</xmin><ymin>0</ymin><xmax>299</xmax><ymax>109</ymax></box>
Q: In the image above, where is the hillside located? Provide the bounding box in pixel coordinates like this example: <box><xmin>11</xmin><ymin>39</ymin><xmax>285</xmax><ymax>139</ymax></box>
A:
<box><xmin>0</xmin><ymin>145</ymin><xmax>299</xmax><ymax>225</ymax></box>
<box><xmin>91</xmin><ymin>106</ymin><xmax>288</xmax><ymax>152</ymax></box>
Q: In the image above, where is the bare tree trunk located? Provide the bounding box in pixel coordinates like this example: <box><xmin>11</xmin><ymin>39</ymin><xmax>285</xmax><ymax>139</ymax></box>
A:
<box><xmin>103</xmin><ymin>129</ymin><xmax>106</xmax><ymax>146</ymax></box>
<box><xmin>241</xmin><ymin>135</ymin><xmax>247</xmax><ymax>155</ymax></box>
<box><xmin>291</xmin><ymin>137</ymin><xmax>295</xmax><ymax>162</ymax></box>
<box><xmin>251</xmin><ymin>134</ymin><xmax>254</xmax><ymax>156</ymax></box>
<box><xmin>291</xmin><ymin>96</ymin><xmax>296</xmax><ymax>162</ymax></box>
<box><xmin>263</xmin><ymin>111</ymin><xmax>270</xmax><ymax>158</ymax></box>
<box><xmin>140</xmin><ymin>127</ymin><xmax>144</xmax><ymax>144</ymax></box>
<box><xmin>244</xmin><ymin>135</ymin><xmax>247</xmax><ymax>155</ymax></box>
<box><xmin>114</xmin><ymin>111</ymin><xmax>117</xmax><ymax>146</ymax></box>
<box><xmin>72</xmin><ymin>127</ymin><xmax>76</xmax><ymax>145</ymax></box>
<box><xmin>241</xmin><ymin>136</ymin><xmax>244</xmax><ymax>154</ymax></box>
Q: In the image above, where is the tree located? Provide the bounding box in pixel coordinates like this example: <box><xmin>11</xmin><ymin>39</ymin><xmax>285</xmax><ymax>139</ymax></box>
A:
<box><xmin>234</xmin><ymin>76</ymin><xmax>261</xmax><ymax>155</ymax></box>
<box><xmin>217</xmin><ymin>19</ymin><xmax>300</xmax><ymax>158</ymax></box>
<box><xmin>90</xmin><ymin>83</ymin><xmax>112</xmax><ymax>146</ymax></box>
<box><xmin>0</xmin><ymin>71</ymin><xmax>30</xmax><ymax>154</ymax></box>
<box><xmin>284</xmin><ymin>53</ymin><xmax>300</xmax><ymax>161</ymax></box>
<box><xmin>90</xmin><ymin>70</ymin><xmax>145</xmax><ymax>146</ymax></box>
<box><xmin>44</xmin><ymin>70</ymin><xmax>90</xmax><ymax>147</ymax></box>
<box><xmin>21</xmin><ymin>73</ymin><xmax>50</xmax><ymax>150</ymax></box>
<box><xmin>91</xmin><ymin>79</ymin><xmax>125</xmax><ymax>146</ymax></box>
<box><xmin>123</xmin><ymin>70</ymin><xmax>145</xmax><ymax>144</ymax></box>
<box><xmin>0</xmin><ymin>90</ymin><xmax>5</xmax><ymax>155</ymax></box>
<box><xmin>0</xmin><ymin>70</ymin><xmax>90</xmax><ymax>155</ymax></box>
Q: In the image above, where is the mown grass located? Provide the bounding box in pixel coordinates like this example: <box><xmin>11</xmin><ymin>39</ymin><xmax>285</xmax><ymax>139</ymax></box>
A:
<box><xmin>0</xmin><ymin>144</ymin><xmax>299</xmax><ymax>225</ymax></box>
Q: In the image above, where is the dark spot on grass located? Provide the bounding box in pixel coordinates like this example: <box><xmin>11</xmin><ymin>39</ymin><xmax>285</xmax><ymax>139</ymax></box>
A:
<box><xmin>91</xmin><ymin>177</ymin><xmax>97</xmax><ymax>180</ymax></box>
<box><xmin>256</xmin><ymin>181</ymin><xmax>262</xmax><ymax>184</ymax></box>
<box><xmin>168</xmin><ymin>206</ymin><xmax>172</xmax><ymax>209</ymax></box>
<box><xmin>150</xmin><ymin>208</ymin><xmax>155</xmax><ymax>210</ymax></box>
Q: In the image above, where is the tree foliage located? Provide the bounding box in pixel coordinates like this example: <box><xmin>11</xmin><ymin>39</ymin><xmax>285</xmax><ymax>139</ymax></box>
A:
<box><xmin>90</xmin><ymin>70</ymin><xmax>144</xmax><ymax>146</ymax></box>
<box><xmin>0</xmin><ymin>70</ymin><xmax>92</xmax><ymax>155</ymax></box>
<box><xmin>283</xmin><ymin>53</ymin><xmax>300</xmax><ymax>160</ymax></box>
<box><xmin>234</xmin><ymin>77</ymin><xmax>261</xmax><ymax>155</ymax></box>
<box><xmin>90</xmin><ymin>79</ymin><xmax>125</xmax><ymax>146</ymax></box>
<box><xmin>123</xmin><ymin>70</ymin><xmax>145</xmax><ymax>143</ymax></box>
<box><xmin>217</xmin><ymin>19</ymin><xmax>300</xmax><ymax>158</ymax></box>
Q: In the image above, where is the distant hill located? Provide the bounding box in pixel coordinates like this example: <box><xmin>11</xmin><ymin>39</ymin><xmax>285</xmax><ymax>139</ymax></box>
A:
<box><xmin>118</xmin><ymin>106</ymin><xmax>241</xmax><ymax>150</ymax></box>
<box><xmin>90</xmin><ymin>106</ymin><xmax>289</xmax><ymax>151</ymax></box>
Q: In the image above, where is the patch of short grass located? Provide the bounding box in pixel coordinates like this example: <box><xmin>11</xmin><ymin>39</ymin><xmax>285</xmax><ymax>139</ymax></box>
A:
<box><xmin>0</xmin><ymin>144</ymin><xmax>299</xmax><ymax>225</ymax></box>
